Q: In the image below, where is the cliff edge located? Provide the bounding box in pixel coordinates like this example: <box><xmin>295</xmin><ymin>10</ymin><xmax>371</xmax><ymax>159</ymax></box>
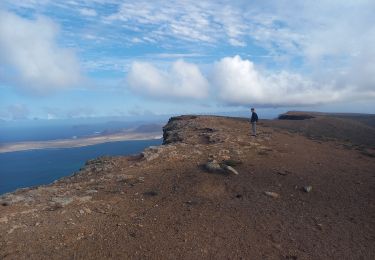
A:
<box><xmin>1</xmin><ymin>115</ymin><xmax>374</xmax><ymax>259</ymax></box>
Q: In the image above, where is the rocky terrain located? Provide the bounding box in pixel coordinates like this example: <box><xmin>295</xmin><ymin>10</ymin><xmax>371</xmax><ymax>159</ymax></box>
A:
<box><xmin>268</xmin><ymin>111</ymin><xmax>375</xmax><ymax>149</ymax></box>
<box><xmin>0</xmin><ymin>115</ymin><xmax>374</xmax><ymax>259</ymax></box>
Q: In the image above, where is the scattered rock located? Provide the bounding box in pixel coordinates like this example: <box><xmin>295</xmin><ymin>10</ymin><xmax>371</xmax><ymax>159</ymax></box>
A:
<box><xmin>0</xmin><ymin>216</ymin><xmax>9</xmax><ymax>223</ymax></box>
<box><xmin>303</xmin><ymin>186</ymin><xmax>313</xmax><ymax>193</ymax></box>
<box><xmin>7</xmin><ymin>224</ymin><xmax>25</xmax><ymax>234</ymax></box>
<box><xmin>77</xmin><ymin>196</ymin><xmax>92</xmax><ymax>203</ymax></box>
<box><xmin>51</xmin><ymin>197</ymin><xmax>73</xmax><ymax>206</ymax></box>
<box><xmin>194</xmin><ymin>149</ymin><xmax>203</xmax><ymax>155</ymax></box>
<box><xmin>264</xmin><ymin>191</ymin><xmax>280</xmax><ymax>199</ymax></box>
<box><xmin>316</xmin><ymin>223</ymin><xmax>323</xmax><ymax>230</ymax></box>
<box><xmin>86</xmin><ymin>190</ymin><xmax>98</xmax><ymax>194</ymax></box>
<box><xmin>1</xmin><ymin>201</ymin><xmax>10</xmax><ymax>206</ymax></box>
<box><xmin>141</xmin><ymin>145</ymin><xmax>177</xmax><ymax>161</ymax></box>
<box><xmin>143</xmin><ymin>191</ymin><xmax>158</xmax><ymax>197</ymax></box>
<box><xmin>116</xmin><ymin>174</ymin><xmax>135</xmax><ymax>182</ymax></box>
<box><xmin>0</xmin><ymin>194</ymin><xmax>27</xmax><ymax>206</ymax></box>
<box><xmin>218</xmin><ymin>149</ymin><xmax>230</xmax><ymax>156</ymax></box>
<box><xmin>258</xmin><ymin>150</ymin><xmax>269</xmax><ymax>156</ymax></box>
<box><xmin>142</xmin><ymin>151</ymin><xmax>160</xmax><ymax>161</ymax></box>
<box><xmin>276</xmin><ymin>170</ymin><xmax>290</xmax><ymax>176</ymax></box>
<box><xmin>47</xmin><ymin>203</ymin><xmax>63</xmax><ymax>211</ymax></box>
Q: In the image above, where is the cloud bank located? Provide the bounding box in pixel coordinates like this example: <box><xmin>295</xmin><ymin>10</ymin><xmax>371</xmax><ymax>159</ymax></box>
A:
<box><xmin>127</xmin><ymin>56</ymin><xmax>373</xmax><ymax>106</ymax></box>
<box><xmin>211</xmin><ymin>56</ymin><xmax>346</xmax><ymax>106</ymax></box>
<box><xmin>127</xmin><ymin>60</ymin><xmax>209</xmax><ymax>99</ymax></box>
<box><xmin>0</xmin><ymin>10</ymin><xmax>82</xmax><ymax>94</ymax></box>
<box><xmin>2</xmin><ymin>1</ymin><xmax>374</xmax><ymax>112</ymax></box>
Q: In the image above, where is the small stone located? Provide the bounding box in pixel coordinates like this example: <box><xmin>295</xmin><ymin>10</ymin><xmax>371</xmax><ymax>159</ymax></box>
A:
<box><xmin>204</xmin><ymin>160</ymin><xmax>222</xmax><ymax>172</ymax></box>
<box><xmin>316</xmin><ymin>223</ymin><xmax>323</xmax><ymax>230</ymax></box>
<box><xmin>222</xmin><ymin>165</ymin><xmax>239</xmax><ymax>175</ymax></box>
<box><xmin>221</xmin><ymin>155</ymin><xmax>231</xmax><ymax>160</ymax></box>
<box><xmin>0</xmin><ymin>216</ymin><xmax>9</xmax><ymax>223</ymax></box>
<box><xmin>77</xmin><ymin>233</ymin><xmax>84</xmax><ymax>240</ymax></box>
<box><xmin>276</xmin><ymin>170</ymin><xmax>289</xmax><ymax>176</ymax></box>
<box><xmin>264</xmin><ymin>191</ymin><xmax>280</xmax><ymax>199</ymax></box>
<box><xmin>79</xmin><ymin>209</ymin><xmax>85</xmax><ymax>214</ymax></box>
<box><xmin>51</xmin><ymin>197</ymin><xmax>73</xmax><ymax>207</ymax></box>
<box><xmin>1</xmin><ymin>195</ymin><xmax>26</xmax><ymax>206</ymax></box>
<box><xmin>7</xmin><ymin>225</ymin><xmax>23</xmax><ymax>234</ymax></box>
<box><xmin>143</xmin><ymin>191</ymin><xmax>158</xmax><ymax>197</ymax></box>
<box><xmin>86</xmin><ymin>190</ymin><xmax>98</xmax><ymax>194</ymax></box>
<box><xmin>77</xmin><ymin>196</ymin><xmax>92</xmax><ymax>203</ymax></box>
<box><xmin>116</xmin><ymin>174</ymin><xmax>135</xmax><ymax>182</ymax></box>
<box><xmin>303</xmin><ymin>186</ymin><xmax>313</xmax><ymax>193</ymax></box>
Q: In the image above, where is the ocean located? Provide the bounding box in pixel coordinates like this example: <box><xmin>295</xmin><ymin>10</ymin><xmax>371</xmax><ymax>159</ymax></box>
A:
<box><xmin>0</xmin><ymin>139</ymin><xmax>162</xmax><ymax>195</ymax></box>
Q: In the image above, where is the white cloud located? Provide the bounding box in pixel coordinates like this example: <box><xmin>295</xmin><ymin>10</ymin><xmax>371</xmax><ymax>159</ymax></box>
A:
<box><xmin>105</xmin><ymin>1</ymin><xmax>248</xmax><ymax>47</ymax></box>
<box><xmin>127</xmin><ymin>60</ymin><xmax>209</xmax><ymax>99</ymax></box>
<box><xmin>0</xmin><ymin>10</ymin><xmax>82</xmax><ymax>94</ymax></box>
<box><xmin>1</xmin><ymin>1</ymin><xmax>374</xmax><ymax>108</ymax></box>
<box><xmin>228</xmin><ymin>39</ymin><xmax>246</xmax><ymax>47</ymax></box>
<box><xmin>149</xmin><ymin>53</ymin><xmax>204</xmax><ymax>59</ymax></box>
<box><xmin>126</xmin><ymin>55</ymin><xmax>374</xmax><ymax>106</ymax></box>
<box><xmin>211</xmin><ymin>56</ymin><xmax>356</xmax><ymax>106</ymax></box>
<box><xmin>79</xmin><ymin>8</ymin><xmax>97</xmax><ymax>17</ymax></box>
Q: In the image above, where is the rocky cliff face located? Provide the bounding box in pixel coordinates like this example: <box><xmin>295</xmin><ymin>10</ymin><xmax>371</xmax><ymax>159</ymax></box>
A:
<box><xmin>1</xmin><ymin>115</ymin><xmax>374</xmax><ymax>259</ymax></box>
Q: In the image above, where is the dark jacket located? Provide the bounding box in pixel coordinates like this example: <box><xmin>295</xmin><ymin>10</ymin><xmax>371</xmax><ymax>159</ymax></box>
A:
<box><xmin>251</xmin><ymin>112</ymin><xmax>258</xmax><ymax>123</ymax></box>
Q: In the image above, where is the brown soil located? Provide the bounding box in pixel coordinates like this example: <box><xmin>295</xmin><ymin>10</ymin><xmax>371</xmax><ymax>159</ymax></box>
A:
<box><xmin>0</xmin><ymin>115</ymin><xmax>374</xmax><ymax>259</ymax></box>
<box><xmin>269</xmin><ymin>111</ymin><xmax>375</xmax><ymax>148</ymax></box>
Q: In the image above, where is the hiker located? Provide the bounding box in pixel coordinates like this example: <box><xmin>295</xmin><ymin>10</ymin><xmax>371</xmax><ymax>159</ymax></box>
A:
<box><xmin>250</xmin><ymin>108</ymin><xmax>258</xmax><ymax>136</ymax></box>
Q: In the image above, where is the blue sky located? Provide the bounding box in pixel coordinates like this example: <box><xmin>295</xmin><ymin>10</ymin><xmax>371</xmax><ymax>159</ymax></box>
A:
<box><xmin>0</xmin><ymin>0</ymin><xmax>374</xmax><ymax>120</ymax></box>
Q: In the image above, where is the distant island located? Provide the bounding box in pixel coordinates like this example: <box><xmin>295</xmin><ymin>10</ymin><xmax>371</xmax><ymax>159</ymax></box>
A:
<box><xmin>0</xmin><ymin>131</ymin><xmax>162</xmax><ymax>153</ymax></box>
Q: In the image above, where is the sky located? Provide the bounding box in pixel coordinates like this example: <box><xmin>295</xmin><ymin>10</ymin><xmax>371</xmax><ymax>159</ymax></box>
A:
<box><xmin>0</xmin><ymin>0</ymin><xmax>374</xmax><ymax>121</ymax></box>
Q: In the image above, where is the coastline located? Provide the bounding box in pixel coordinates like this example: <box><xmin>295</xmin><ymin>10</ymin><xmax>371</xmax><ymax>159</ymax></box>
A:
<box><xmin>0</xmin><ymin>132</ymin><xmax>163</xmax><ymax>153</ymax></box>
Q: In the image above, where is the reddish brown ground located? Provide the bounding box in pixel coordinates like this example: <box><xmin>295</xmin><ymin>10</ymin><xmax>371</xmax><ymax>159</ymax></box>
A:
<box><xmin>0</xmin><ymin>115</ymin><xmax>374</xmax><ymax>259</ymax></box>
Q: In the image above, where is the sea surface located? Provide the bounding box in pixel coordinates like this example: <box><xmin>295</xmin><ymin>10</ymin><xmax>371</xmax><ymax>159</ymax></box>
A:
<box><xmin>0</xmin><ymin>120</ymin><xmax>149</xmax><ymax>143</ymax></box>
<box><xmin>0</xmin><ymin>139</ymin><xmax>162</xmax><ymax>195</ymax></box>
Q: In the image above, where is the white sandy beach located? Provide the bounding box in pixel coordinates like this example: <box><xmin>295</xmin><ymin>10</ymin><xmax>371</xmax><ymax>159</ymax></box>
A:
<box><xmin>0</xmin><ymin>132</ymin><xmax>163</xmax><ymax>153</ymax></box>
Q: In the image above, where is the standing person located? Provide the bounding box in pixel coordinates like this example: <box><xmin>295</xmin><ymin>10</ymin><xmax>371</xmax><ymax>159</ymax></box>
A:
<box><xmin>250</xmin><ymin>108</ymin><xmax>258</xmax><ymax>136</ymax></box>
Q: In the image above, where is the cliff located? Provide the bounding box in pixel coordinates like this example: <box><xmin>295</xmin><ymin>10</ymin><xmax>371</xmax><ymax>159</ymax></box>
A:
<box><xmin>0</xmin><ymin>115</ymin><xmax>374</xmax><ymax>259</ymax></box>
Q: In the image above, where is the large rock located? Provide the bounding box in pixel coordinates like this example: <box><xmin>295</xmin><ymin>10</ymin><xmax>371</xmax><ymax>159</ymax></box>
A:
<box><xmin>204</xmin><ymin>160</ymin><xmax>223</xmax><ymax>172</ymax></box>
